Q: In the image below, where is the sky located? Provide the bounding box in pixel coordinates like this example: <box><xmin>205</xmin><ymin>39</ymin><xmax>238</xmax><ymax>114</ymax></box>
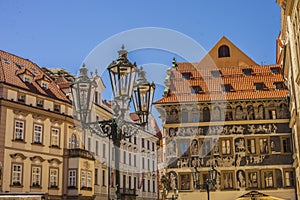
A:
<box><xmin>0</xmin><ymin>0</ymin><xmax>281</xmax><ymax>115</ymax></box>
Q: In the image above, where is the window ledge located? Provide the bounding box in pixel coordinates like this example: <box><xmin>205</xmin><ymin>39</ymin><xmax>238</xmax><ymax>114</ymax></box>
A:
<box><xmin>67</xmin><ymin>186</ymin><xmax>77</xmax><ymax>190</ymax></box>
<box><xmin>48</xmin><ymin>186</ymin><xmax>59</xmax><ymax>190</ymax></box>
<box><xmin>12</xmin><ymin>139</ymin><xmax>26</xmax><ymax>144</ymax></box>
<box><xmin>10</xmin><ymin>184</ymin><xmax>23</xmax><ymax>188</ymax></box>
<box><xmin>31</xmin><ymin>142</ymin><xmax>44</xmax><ymax>146</ymax></box>
<box><xmin>81</xmin><ymin>186</ymin><xmax>92</xmax><ymax>191</ymax></box>
<box><xmin>49</xmin><ymin>145</ymin><xmax>61</xmax><ymax>149</ymax></box>
<box><xmin>30</xmin><ymin>185</ymin><xmax>42</xmax><ymax>189</ymax></box>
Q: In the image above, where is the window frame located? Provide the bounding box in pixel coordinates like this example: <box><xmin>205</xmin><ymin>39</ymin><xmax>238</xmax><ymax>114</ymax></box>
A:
<box><xmin>14</xmin><ymin>119</ymin><xmax>25</xmax><ymax>141</ymax></box>
<box><xmin>221</xmin><ymin>170</ymin><xmax>235</xmax><ymax>190</ymax></box>
<box><xmin>219</xmin><ymin>138</ymin><xmax>232</xmax><ymax>156</ymax></box>
<box><xmin>261</xmin><ymin>169</ymin><xmax>275</xmax><ymax>189</ymax></box>
<box><xmin>283</xmin><ymin>169</ymin><xmax>295</xmax><ymax>188</ymax></box>
<box><xmin>68</xmin><ymin>169</ymin><xmax>77</xmax><ymax>188</ymax></box>
<box><xmin>11</xmin><ymin>163</ymin><xmax>23</xmax><ymax>186</ymax></box>
<box><xmin>33</xmin><ymin>123</ymin><xmax>43</xmax><ymax>144</ymax></box>
<box><xmin>246</xmin><ymin>170</ymin><xmax>260</xmax><ymax>189</ymax></box>
<box><xmin>50</xmin><ymin>127</ymin><xmax>60</xmax><ymax>147</ymax></box>
<box><xmin>31</xmin><ymin>165</ymin><xmax>42</xmax><ymax>187</ymax></box>
<box><xmin>49</xmin><ymin>167</ymin><xmax>59</xmax><ymax>189</ymax></box>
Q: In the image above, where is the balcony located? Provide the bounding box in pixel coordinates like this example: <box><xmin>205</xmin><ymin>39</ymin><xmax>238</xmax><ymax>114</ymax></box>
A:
<box><xmin>120</xmin><ymin>188</ymin><xmax>136</xmax><ymax>196</ymax></box>
<box><xmin>68</xmin><ymin>148</ymin><xmax>95</xmax><ymax>160</ymax></box>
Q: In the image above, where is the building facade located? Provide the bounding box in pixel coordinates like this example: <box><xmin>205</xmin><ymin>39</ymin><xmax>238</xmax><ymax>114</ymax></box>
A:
<box><xmin>276</xmin><ymin>0</ymin><xmax>300</xmax><ymax>199</ymax></box>
<box><xmin>155</xmin><ymin>37</ymin><xmax>296</xmax><ymax>200</ymax></box>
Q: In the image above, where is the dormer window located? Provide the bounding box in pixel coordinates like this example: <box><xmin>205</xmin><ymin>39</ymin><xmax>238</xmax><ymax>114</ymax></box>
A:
<box><xmin>274</xmin><ymin>82</ymin><xmax>285</xmax><ymax>90</ymax></box>
<box><xmin>271</xmin><ymin>67</ymin><xmax>281</xmax><ymax>74</ymax></box>
<box><xmin>211</xmin><ymin>70</ymin><xmax>222</xmax><ymax>78</ymax></box>
<box><xmin>218</xmin><ymin>45</ymin><xmax>230</xmax><ymax>58</ymax></box>
<box><xmin>16</xmin><ymin>64</ymin><xmax>24</xmax><ymax>69</ymax></box>
<box><xmin>191</xmin><ymin>86</ymin><xmax>202</xmax><ymax>94</ymax></box>
<box><xmin>3</xmin><ymin>59</ymin><xmax>9</xmax><ymax>64</ymax></box>
<box><xmin>21</xmin><ymin>74</ymin><xmax>33</xmax><ymax>83</ymax></box>
<box><xmin>41</xmin><ymin>82</ymin><xmax>48</xmax><ymax>89</ymax></box>
<box><xmin>242</xmin><ymin>68</ymin><xmax>253</xmax><ymax>76</ymax></box>
<box><xmin>182</xmin><ymin>72</ymin><xmax>191</xmax><ymax>80</ymax></box>
<box><xmin>31</xmin><ymin>68</ymin><xmax>37</xmax><ymax>74</ymax></box>
<box><xmin>222</xmin><ymin>84</ymin><xmax>234</xmax><ymax>92</ymax></box>
<box><xmin>254</xmin><ymin>82</ymin><xmax>266</xmax><ymax>91</ymax></box>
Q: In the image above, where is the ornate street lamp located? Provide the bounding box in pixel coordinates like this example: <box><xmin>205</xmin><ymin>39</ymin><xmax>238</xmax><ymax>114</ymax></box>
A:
<box><xmin>132</xmin><ymin>67</ymin><xmax>155</xmax><ymax>126</ymax></box>
<box><xmin>71</xmin><ymin>45</ymin><xmax>155</xmax><ymax>200</ymax></box>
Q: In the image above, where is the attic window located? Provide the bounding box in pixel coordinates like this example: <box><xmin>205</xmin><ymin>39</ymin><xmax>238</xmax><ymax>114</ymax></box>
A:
<box><xmin>242</xmin><ymin>68</ymin><xmax>253</xmax><ymax>76</ymax></box>
<box><xmin>17</xmin><ymin>93</ymin><xmax>25</xmax><ymax>103</ymax></box>
<box><xmin>218</xmin><ymin>45</ymin><xmax>230</xmax><ymax>58</ymax></box>
<box><xmin>211</xmin><ymin>70</ymin><xmax>222</xmax><ymax>78</ymax></box>
<box><xmin>271</xmin><ymin>67</ymin><xmax>280</xmax><ymax>74</ymax></box>
<box><xmin>31</xmin><ymin>68</ymin><xmax>37</xmax><ymax>74</ymax></box>
<box><xmin>222</xmin><ymin>84</ymin><xmax>234</xmax><ymax>92</ymax></box>
<box><xmin>36</xmin><ymin>99</ymin><xmax>44</xmax><ymax>108</ymax></box>
<box><xmin>182</xmin><ymin>72</ymin><xmax>191</xmax><ymax>80</ymax></box>
<box><xmin>191</xmin><ymin>86</ymin><xmax>202</xmax><ymax>94</ymax></box>
<box><xmin>16</xmin><ymin>64</ymin><xmax>24</xmax><ymax>69</ymax></box>
<box><xmin>254</xmin><ymin>82</ymin><xmax>266</xmax><ymax>91</ymax></box>
<box><xmin>41</xmin><ymin>82</ymin><xmax>48</xmax><ymax>89</ymax></box>
<box><xmin>24</xmin><ymin>77</ymin><xmax>31</xmax><ymax>83</ymax></box>
<box><xmin>274</xmin><ymin>82</ymin><xmax>285</xmax><ymax>90</ymax></box>
<box><xmin>54</xmin><ymin>104</ymin><xmax>60</xmax><ymax>113</ymax></box>
<box><xmin>3</xmin><ymin>59</ymin><xmax>9</xmax><ymax>64</ymax></box>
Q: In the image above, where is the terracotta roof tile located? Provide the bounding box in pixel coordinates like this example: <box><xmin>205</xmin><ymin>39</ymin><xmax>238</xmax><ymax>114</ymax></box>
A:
<box><xmin>0</xmin><ymin>50</ymin><xmax>70</xmax><ymax>102</ymax></box>
<box><xmin>155</xmin><ymin>63</ymin><xmax>287</xmax><ymax>104</ymax></box>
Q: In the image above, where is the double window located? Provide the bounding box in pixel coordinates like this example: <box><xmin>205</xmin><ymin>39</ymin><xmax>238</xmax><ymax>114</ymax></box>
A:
<box><xmin>68</xmin><ymin>170</ymin><xmax>77</xmax><ymax>188</ymax></box>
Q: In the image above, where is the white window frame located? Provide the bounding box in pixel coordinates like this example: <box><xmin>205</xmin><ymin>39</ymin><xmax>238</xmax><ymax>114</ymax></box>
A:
<box><xmin>15</xmin><ymin>120</ymin><xmax>24</xmax><ymax>140</ymax></box>
<box><xmin>68</xmin><ymin>170</ymin><xmax>77</xmax><ymax>187</ymax></box>
<box><xmin>49</xmin><ymin>168</ymin><xmax>58</xmax><ymax>188</ymax></box>
<box><xmin>33</xmin><ymin>124</ymin><xmax>43</xmax><ymax>144</ymax></box>
<box><xmin>81</xmin><ymin>171</ymin><xmax>86</xmax><ymax>187</ymax></box>
<box><xmin>31</xmin><ymin>166</ymin><xmax>41</xmax><ymax>187</ymax></box>
<box><xmin>12</xmin><ymin>164</ymin><xmax>22</xmax><ymax>185</ymax></box>
<box><xmin>51</xmin><ymin>128</ymin><xmax>60</xmax><ymax>147</ymax></box>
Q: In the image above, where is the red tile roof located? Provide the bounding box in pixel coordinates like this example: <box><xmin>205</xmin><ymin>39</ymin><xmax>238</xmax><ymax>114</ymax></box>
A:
<box><xmin>0</xmin><ymin>50</ymin><xmax>70</xmax><ymax>102</ymax></box>
<box><xmin>155</xmin><ymin>63</ymin><xmax>288</xmax><ymax>104</ymax></box>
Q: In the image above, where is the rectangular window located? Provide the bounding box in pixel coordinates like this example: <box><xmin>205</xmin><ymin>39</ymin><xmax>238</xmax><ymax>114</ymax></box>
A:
<box><xmin>102</xmin><ymin>143</ymin><xmax>106</xmax><ymax>158</ymax></box>
<box><xmin>129</xmin><ymin>176</ymin><xmax>132</xmax><ymax>189</ymax></box>
<box><xmin>94</xmin><ymin>91</ymin><xmax>99</xmax><ymax>104</ymax></box>
<box><xmin>134</xmin><ymin>177</ymin><xmax>137</xmax><ymax>189</ymax></box>
<box><xmin>81</xmin><ymin>171</ymin><xmax>86</xmax><ymax>187</ymax></box>
<box><xmin>247</xmin><ymin>171</ymin><xmax>259</xmax><ymax>188</ymax></box>
<box><xmin>142</xmin><ymin>138</ymin><xmax>145</xmax><ymax>148</ymax></box>
<box><xmin>254</xmin><ymin>82</ymin><xmax>266</xmax><ymax>91</ymax></box>
<box><xmin>54</xmin><ymin>104</ymin><xmax>60</xmax><ymax>113</ymax></box>
<box><xmin>148</xmin><ymin>179</ymin><xmax>151</xmax><ymax>192</ymax></box>
<box><xmin>242</xmin><ymin>68</ymin><xmax>253</xmax><ymax>76</ymax></box>
<box><xmin>102</xmin><ymin>170</ymin><xmax>105</xmax><ymax>186</ymax></box>
<box><xmin>284</xmin><ymin>169</ymin><xmax>295</xmax><ymax>187</ymax></box>
<box><xmin>191</xmin><ymin>86</ymin><xmax>202</xmax><ymax>94</ymax></box>
<box><xmin>112</xmin><ymin>147</ymin><xmax>115</xmax><ymax>161</ymax></box>
<box><xmin>51</xmin><ymin>128</ymin><xmax>60</xmax><ymax>147</ymax></box>
<box><xmin>134</xmin><ymin>154</ymin><xmax>137</xmax><ymax>167</ymax></box>
<box><xmin>17</xmin><ymin>93</ymin><xmax>25</xmax><ymax>103</ymax></box>
<box><xmin>15</xmin><ymin>120</ymin><xmax>25</xmax><ymax>141</ymax></box>
<box><xmin>262</xmin><ymin>171</ymin><xmax>274</xmax><ymax>188</ymax></box>
<box><xmin>68</xmin><ymin>170</ymin><xmax>76</xmax><ymax>187</ymax></box>
<box><xmin>142</xmin><ymin>157</ymin><xmax>145</xmax><ymax>169</ymax></box>
<box><xmin>12</xmin><ymin>164</ymin><xmax>22</xmax><ymax>186</ymax></box>
<box><xmin>282</xmin><ymin>137</ymin><xmax>292</xmax><ymax>153</ymax></box>
<box><xmin>222</xmin><ymin>84</ymin><xmax>234</xmax><ymax>92</ymax></box>
<box><xmin>222</xmin><ymin>171</ymin><xmax>234</xmax><ymax>189</ymax></box>
<box><xmin>259</xmin><ymin>138</ymin><xmax>269</xmax><ymax>154</ymax></box>
<box><xmin>129</xmin><ymin>153</ymin><xmax>132</xmax><ymax>166</ymax></box>
<box><xmin>180</xmin><ymin>174</ymin><xmax>191</xmax><ymax>190</ymax></box>
<box><xmin>220</xmin><ymin>138</ymin><xmax>231</xmax><ymax>155</ymax></box>
<box><xmin>123</xmin><ymin>151</ymin><xmax>126</xmax><ymax>164</ymax></box>
<box><xmin>33</xmin><ymin>124</ymin><xmax>43</xmax><ymax>144</ymax></box>
<box><xmin>179</xmin><ymin>140</ymin><xmax>189</xmax><ymax>157</ymax></box>
<box><xmin>192</xmin><ymin>113</ymin><xmax>199</xmax><ymax>122</ymax></box>
<box><xmin>152</xmin><ymin>142</ymin><xmax>155</xmax><ymax>151</ymax></box>
<box><xmin>153</xmin><ymin>160</ymin><xmax>155</xmax><ymax>171</ymax></box>
<box><xmin>200</xmin><ymin>139</ymin><xmax>211</xmax><ymax>157</ymax></box>
<box><xmin>87</xmin><ymin>172</ymin><xmax>92</xmax><ymax>188</ymax></box>
<box><xmin>134</xmin><ymin>136</ymin><xmax>137</xmax><ymax>145</ymax></box>
<box><xmin>153</xmin><ymin>180</ymin><xmax>156</xmax><ymax>192</ymax></box>
<box><xmin>147</xmin><ymin>159</ymin><xmax>150</xmax><ymax>170</ymax></box>
<box><xmin>95</xmin><ymin>140</ymin><xmax>99</xmax><ymax>156</ymax></box>
<box><xmin>36</xmin><ymin>99</ymin><xmax>44</xmax><ymax>108</ymax></box>
<box><xmin>247</xmin><ymin>138</ymin><xmax>256</xmax><ymax>154</ymax></box>
<box><xmin>182</xmin><ymin>72</ymin><xmax>191</xmax><ymax>80</ymax></box>
<box><xmin>32</xmin><ymin>166</ymin><xmax>41</xmax><ymax>186</ymax></box>
<box><xmin>211</xmin><ymin>70</ymin><xmax>221</xmax><ymax>78</ymax></box>
<box><xmin>147</xmin><ymin>140</ymin><xmax>150</xmax><ymax>150</ymax></box>
<box><xmin>181</xmin><ymin>111</ymin><xmax>189</xmax><ymax>123</ymax></box>
<box><xmin>49</xmin><ymin>168</ymin><xmax>58</xmax><ymax>188</ymax></box>
<box><xmin>95</xmin><ymin>168</ymin><xmax>98</xmax><ymax>185</ymax></box>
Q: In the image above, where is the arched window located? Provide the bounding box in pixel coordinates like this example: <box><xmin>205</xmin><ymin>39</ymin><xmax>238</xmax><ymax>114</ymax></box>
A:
<box><xmin>218</xmin><ymin>45</ymin><xmax>230</xmax><ymax>58</ymax></box>
<box><xmin>203</xmin><ymin>107</ymin><xmax>210</xmax><ymax>122</ymax></box>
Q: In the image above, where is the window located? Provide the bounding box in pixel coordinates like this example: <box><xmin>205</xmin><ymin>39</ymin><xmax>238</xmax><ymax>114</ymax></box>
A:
<box><xmin>3</xmin><ymin>59</ymin><xmax>9</xmax><ymax>64</ymax></box>
<box><xmin>102</xmin><ymin>143</ymin><xmax>106</xmax><ymax>158</ymax></box>
<box><xmin>31</xmin><ymin>166</ymin><xmax>41</xmax><ymax>187</ymax></box>
<box><xmin>181</xmin><ymin>109</ymin><xmax>188</xmax><ymax>123</ymax></box>
<box><xmin>87</xmin><ymin>138</ymin><xmax>91</xmax><ymax>151</ymax></box>
<box><xmin>148</xmin><ymin>179</ymin><xmax>151</xmax><ymax>192</ymax></box>
<box><xmin>152</xmin><ymin>142</ymin><xmax>155</xmax><ymax>151</ymax></box>
<box><xmin>200</xmin><ymin>139</ymin><xmax>211</xmax><ymax>157</ymax></box>
<box><xmin>112</xmin><ymin>147</ymin><xmax>115</xmax><ymax>161</ymax></box>
<box><xmin>134</xmin><ymin>154</ymin><xmax>137</xmax><ymax>167</ymax></box>
<box><xmin>51</xmin><ymin>128</ymin><xmax>60</xmax><ymax>147</ymax></box>
<box><xmin>269</xmin><ymin>109</ymin><xmax>277</xmax><ymax>119</ymax></box>
<box><xmin>222</xmin><ymin>171</ymin><xmax>234</xmax><ymax>189</ymax></box>
<box><xmin>68</xmin><ymin>170</ymin><xmax>77</xmax><ymax>187</ymax></box>
<box><xmin>41</xmin><ymin>82</ymin><xmax>48</xmax><ymax>89</ymax></box>
<box><xmin>211</xmin><ymin>70</ymin><xmax>222</xmax><ymax>78</ymax></box>
<box><xmin>81</xmin><ymin>171</ymin><xmax>86</xmax><ymax>187</ymax></box>
<box><xmin>54</xmin><ymin>104</ymin><xmax>60</xmax><ymax>113</ymax></box>
<box><xmin>142</xmin><ymin>138</ymin><xmax>145</xmax><ymax>148</ymax></box>
<box><xmin>17</xmin><ymin>93</ymin><xmax>25</xmax><ymax>103</ymax></box>
<box><xmin>191</xmin><ymin>86</ymin><xmax>202</xmax><ymax>94</ymax></box>
<box><xmin>134</xmin><ymin>177</ymin><xmax>137</xmax><ymax>189</ymax></box>
<box><xmin>247</xmin><ymin>138</ymin><xmax>256</xmax><ymax>154</ymax></box>
<box><xmin>95</xmin><ymin>141</ymin><xmax>99</xmax><ymax>156</ymax></box>
<box><xmin>153</xmin><ymin>180</ymin><xmax>156</xmax><ymax>192</ymax></box>
<box><xmin>142</xmin><ymin>157</ymin><xmax>145</xmax><ymax>169</ymax></box>
<box><xmin>282</xmin><ymin>137</ymin><xmax>292</xmax><ymax>153</ymax></box>
<box><xmin>242</xmin><ymin>68</ymin><xmax>253</xmax><ymax>76</ymax></box>
<box><xmin>95</xmin><ymin>168</ymin><xmax>98</xmax><ymax>185</ymax></box>
<box><xmin>94</xmin><ymin>91</ymin><xmax>99</xmax><ymax>104</ymax></box>
<box><xmin>147</xmin><ymin>159</ymin><xmax>150</xmax><ymax>170</ymax></box>
<box><xmin>271</xmin><ymin>67</ymin><xmax>280</xmax><ymax>74</ymax></box>
<box><xmin>284</xmin><ymin>169</ymin><xmax>295</xmax><ymax>187</ymax></box>
<box><xmin>147</xmin><ymin>140</ymin><xmax>150</xmax><ymax>150</ymax></box>
<box><xmin>203</xmin><ymin>107</ymin><xmax>210</xmax><ymax>122</ymax></box>
<box><xmin>12</xmin><ymin>164</ymin><xmax>22</xmax><ymax>186</ymax></box>
<box><xmin>179</xmin><ymin>174</ymin><xmax>190</xmax><ymax>190</ymax></box>
<box><xmin>179</xmin><ymin>140</ymin><xmax>189</xmax><ymax>157</ymax></box>
<box><xmin>129</xmin><ymin>176</ymin><xmax>132</xmax><ymax>189</ymax></box>
<box><xmin>69</xmin><ymin>134</ymin><xmax>78</xmax><ymax>149</ymax></box>
<box><xmin>247</xmin><ymin>171</ymin><xmax>259</xmax><ymax>188</ymax></box>
<box><xmin>49</xmin><ymin>168</ymin><xmax>58</xmax><ymax>188</ymax></box>
<box><xmin>134</xmin><ymin>136</ymin><xmax>137</xmax><ymax>145</ymax></box>
<box><xmin>274</xmin><ymin>82</ymin><xmax>285</xmax><ymax>90</ymax></box>
<box><xmin>222</xmin><ymin>84</ymin><xmax>233</xmax><ymax>92</ymax></box>
<box><xmin>36</xmin><ymin>99</ymin><xmax>44</xmax><ymax>108</ymax></box>
<box><xmin>259</xmin><ymin>138</ymin><xmax>269</xmax><ymax>154</ymax></box>
<box><xmin>220</xmin><ymin>138</ymin><xmax>231</xmax><ymax>155</ymax></box>
<box><xmin>16</xmin><ymin>63</ymin><xmax>24</xmax><ymax>69</ymax></box>
<box><xmin>15</xmin><ymin>120</ymin><xmax>25</xmax><ymax>141</ymax></box>
<box><xmin>123</xmin><ymin>151</ymin><xmax>126</xmax><ymax>164</ymax></box>
<box><xmin>153</xmin><ymin>160</ymin><xmax>155</xmax><ymax>171</ymax></box>
<box><xmin>24</xmin><ymin>77</ymin><xmax>31</xmax><ymax>83</ymax></box>
<box><xmin>262</xmin><ymin>170</ymin><xmax>274</xmax><ymax>188</ymax></box>
<box><xmin>182</xmin><ymin>72</ymin><xmax>191</xmax><ymax>80</ymax></box>
<box><xmin>254</xmin><ymin>82</ymin><xmax>266</xmax><ymax>91</ymax></box>
<box><xmin>102</xmin><ymin>170</ymin><xmax>105</xmax><ymax>186</ymax></box>
<box><xmin>129</xmin><ymin>153</ymin><xmax>132</xmax><ymax>166</ymax></box>
<box><xmin>33</xmin><ymin>124</ymin><xmax>43</xmax><ymax>144</ymax></box>
<box><xmin>218</xmin><ymin>45</ymin><xmax>230</xmax><ymax>58</ymax></box>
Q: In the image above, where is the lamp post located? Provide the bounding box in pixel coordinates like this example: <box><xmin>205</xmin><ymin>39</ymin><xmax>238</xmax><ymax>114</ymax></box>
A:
<box><xmin>192</xmin><ymin>165</ymin><xmax>217</xmax><ymax>200</ymax></box>
<box><xmin>71</xmin><ymin>45</ymin><xmax>155</xmax><ymax>200</ymax></box>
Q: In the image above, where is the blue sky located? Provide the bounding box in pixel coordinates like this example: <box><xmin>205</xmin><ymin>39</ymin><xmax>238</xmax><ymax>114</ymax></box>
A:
<box><xmin>0</xmin><ymin>0</ymin><xmax>280</xmax><ymax>105</ymax></box>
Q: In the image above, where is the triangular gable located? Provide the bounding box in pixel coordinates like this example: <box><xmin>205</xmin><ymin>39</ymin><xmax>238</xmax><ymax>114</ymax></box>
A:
<box><xmin>198</xmin><ymin>36</ymin><xmax>258</xmax><ymax>68</ymax></box>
